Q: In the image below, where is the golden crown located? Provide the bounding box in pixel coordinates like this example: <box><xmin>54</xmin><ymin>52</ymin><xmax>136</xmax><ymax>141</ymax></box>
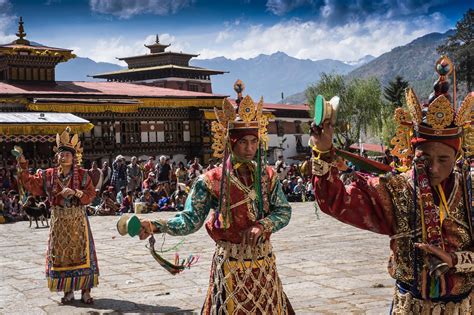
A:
<box><xmin>211</xmin><ymin>80</ymin><xmax>269</xmax><ymax>158</ymax></box>
<box><xmin>391</xmin><ymin>56</ymin><xmax>474</xmax><ymax>160</ymax></box>
<box><xmin>54</xmin><ymin>126</ymin><xmax>84</xmax><ymax>164</ymax></box>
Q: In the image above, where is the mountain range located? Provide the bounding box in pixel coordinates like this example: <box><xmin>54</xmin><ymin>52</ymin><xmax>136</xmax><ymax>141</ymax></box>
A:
<box><xmin>282</xmin><ymin>30</ymin><xmax>454</xmax><ymax>103</ymax></box>
<box><xmin>55</xmin><ymin>30</ymin><xmax>453</xmax><ymax>104</ymax></box>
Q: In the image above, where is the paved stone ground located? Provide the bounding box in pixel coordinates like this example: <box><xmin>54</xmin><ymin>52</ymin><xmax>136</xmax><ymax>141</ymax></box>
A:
<box><xmin>0</xmin><ymin>202</ymin><xmax>394</xmax><ymax>314</ymax></box>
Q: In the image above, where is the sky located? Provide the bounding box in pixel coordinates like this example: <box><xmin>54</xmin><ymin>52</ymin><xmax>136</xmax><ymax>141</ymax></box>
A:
<box><xmin>0</xmin><ymin>0</ymin><xmax>471</xmax><ymax>66</ymax></box>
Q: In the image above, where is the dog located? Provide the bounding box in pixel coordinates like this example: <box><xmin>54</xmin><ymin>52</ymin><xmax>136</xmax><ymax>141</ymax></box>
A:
<box><xmin>23</xmin><ymin>197</ymin><xmax>49</xmax><ymax>228</ymax></box>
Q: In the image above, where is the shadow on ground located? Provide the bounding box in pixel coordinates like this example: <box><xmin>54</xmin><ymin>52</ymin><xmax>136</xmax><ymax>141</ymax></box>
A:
<box><xmin>66</xmin><ymin>298</ymin><xmax>195</xmax><ymax>314</ymax></box>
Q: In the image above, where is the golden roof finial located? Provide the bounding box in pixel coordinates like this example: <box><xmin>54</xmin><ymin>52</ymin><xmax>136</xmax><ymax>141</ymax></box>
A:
<box><xmin>15</xmin><ymin>17</ymin><xmax>30</xmax><ymax>45</ymax></box>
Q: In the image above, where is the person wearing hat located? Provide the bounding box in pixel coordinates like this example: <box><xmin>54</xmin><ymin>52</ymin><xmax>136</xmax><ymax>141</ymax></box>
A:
<box><xmin>309</xmin><ymin>56</ymin><xmax>474</xmax><ymax>312</ymax></box>
<box><xmin>138</xmin><ymin>81</ymin><xmax>294</xmax><ymax>314</ymax></box>
<box><xmin>15</xmin><ymin>127</ymin><xmax>99</xmax><ymax>304</ymax></box>
<box><xmin>142</xmin><ymin>172</ymin><xmax>156</xmax><ymax>190</ymax></box>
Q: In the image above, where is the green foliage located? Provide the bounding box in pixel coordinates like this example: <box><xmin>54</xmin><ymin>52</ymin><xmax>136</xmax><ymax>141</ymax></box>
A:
<box><xmin>384</xmin><ymin>76</ymin><xmax>409</xmax><ymax>107</ymax></box>
<box><xmin>381</xmin><ymin>75</ymin><xmax>409</xmax><ymax>146</ymax></box>
<box><xmin>305</xmin><ymin>73</ymin><xmax>384</xmax><ymax>149</ymax></box>
<box><xmin>437</xmin><ymin>8</ymin><xmax>474</xmax><ymax>90</ymax></box>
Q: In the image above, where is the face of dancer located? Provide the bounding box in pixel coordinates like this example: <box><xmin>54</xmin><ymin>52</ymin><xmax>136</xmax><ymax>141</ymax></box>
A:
<box><xmin>59</xmin><ymin>151</ymin><xmax>73</xmax><ymax>167</ymax></box>
<box><xmin>233</xmin><ymin>135</ymin><xmax>258</xmax><ymax>161</ymax></box>
<box><xmin>415</xmin><ymin>142</ymin><xmax>456</xmax><ymax>187</ymax></box>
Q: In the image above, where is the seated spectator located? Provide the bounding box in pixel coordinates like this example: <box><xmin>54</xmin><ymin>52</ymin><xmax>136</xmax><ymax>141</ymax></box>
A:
<box><xmin>116</xmin><ymin>186</ymin><xmax>126</xmax><ymax>205</ymax></box>
<box><xmin>174</xmin><ymin>189</ymin><xmax>187</xmax><ymax>211</ymax></box>
<box><xmin>281</xmin><ymin>179</ymin><xmax>292</xmax><ymax>196</ymax></box>
<box><xmin>157</xmin><ymin>196</ymin><xmax>174</xmax><ymax>211</ymax></box>
<box><xmin>119</xmin><ymin>191</ymin><xmax>134</xmax><ymax>214</ymax></box>
<box><xmin>86</xmin><ymin>189</ymin><xmax>102</xmax><ymax>215</ymax></box>
<box><xmin>292</xmin><ymin>178</ymin><xmax>305</xmax><ymax>202</ymax></box>
<box><xmin>9</xmin><ymin>194</ymin><xmax>22</xmax><ymax>219</ymax></box>
<box><xmin>139</xmin><ymin>189</ymin><xmax>157</xmax><ymax>213</ymax></box>
<box><xmin>107</xmin><ymin>186</ymin><xmax>117</xmax><ymax>201</ymax></box>
<box><xmin>95</xmin><ymin>191</ymin><xmax>119</xmax><ymax>216</ymax></box>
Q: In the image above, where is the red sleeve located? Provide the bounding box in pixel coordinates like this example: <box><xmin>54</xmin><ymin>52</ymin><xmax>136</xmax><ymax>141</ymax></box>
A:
<box><xmin>78</xmin><ymin>169</ymin><xmax>95</xmax><ymax>205</ymax></box>
<box><xmin>313</xmin><ymin>168</ymin><xmax>395</xmax><ymax>236</ymax></box>
<box><xmin>18</xmin><ymin>169</ymin><xmax>47</xmax><ymax>197</ymax></box>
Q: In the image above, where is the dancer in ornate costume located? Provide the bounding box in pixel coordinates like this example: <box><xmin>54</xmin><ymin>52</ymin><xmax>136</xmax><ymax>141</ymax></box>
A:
<box><xmin>15</xmin><ymin>127</ymin><xmax>98</xmax><ymax>304</ymax></box>
<box><xmin>139</xmin><ymin>81</ymin><xmax>293</xmax><ymax>314</ymax></box>
<box><xmin>310</xmin><ymin>56</ymin><xmax>474</xmax><ymax>313</ymax></box>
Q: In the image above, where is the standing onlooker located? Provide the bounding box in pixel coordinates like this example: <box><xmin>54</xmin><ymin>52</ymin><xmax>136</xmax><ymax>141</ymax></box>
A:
<box><xmin>127</xmin><ymin>156</ymin><xmax>142</xmax><ymax>192</ymax></box>
<box><xmin>175</xmin><ymin>161</ymin><xmax>188</xmax><ymax>186</ymax></box>
<box><xmin>188</xmin><ymin>157</ymin><xmax>203</xmax><ymax>181</ymax></box>
<box><xmin>142</xmin><ymin>172</ymin><xmax>156</xmax><ymax>190</ymax></box>
<box><xmin>143</xmin><ymin>156</ymin><xmax>156</xmax><ymax>179</ymax></box>
<box><xmin>157</xmin><ymin>156</ymin><xmax>171</xmax><ymax>195</ymax></box>
<box><xmin>111</xmin><ymin>155</ymin><xmax>127</xmax><ymax>192</ymax></box>
<box><xmin>88</xmin><ymin>161</ymin><xmax>103</xmax><ymax>191</ymax></box>
<box><xmin>101</xmin><ymin>161</ymin><xmax>112</xmax><ymax>191</ymax></box>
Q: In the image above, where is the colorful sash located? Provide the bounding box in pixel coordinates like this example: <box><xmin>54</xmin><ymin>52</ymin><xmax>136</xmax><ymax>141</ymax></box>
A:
<box><xmin>414</xmin><ymin>156</ymin><xmax>447</xmax><ymax>299</ymax></box>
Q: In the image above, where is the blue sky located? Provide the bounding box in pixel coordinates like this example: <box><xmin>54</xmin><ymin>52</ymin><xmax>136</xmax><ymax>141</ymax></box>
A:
<box><xmin>0</xmin><ymin>0</ymin><xmax>470</xmax><ymax>65</ymax></box>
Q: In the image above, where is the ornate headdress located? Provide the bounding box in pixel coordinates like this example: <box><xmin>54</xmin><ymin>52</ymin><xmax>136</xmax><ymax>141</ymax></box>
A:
<box><xmin>391</xmin><ymin>56</ymin><xmax>474</xmax><ymax>160</ymax></box>
<box><xmin>211</xmin><ymin>79</ymin><xmax>269</xmax><ymax>158</ymax></box>
<box><xmin>54</xmin><ymin>126</ymin><xmax>83</xmax><ymax>165</ymax></box>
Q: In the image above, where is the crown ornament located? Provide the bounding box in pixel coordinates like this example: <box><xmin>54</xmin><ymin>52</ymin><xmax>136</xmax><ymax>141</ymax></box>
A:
<box><xmin>391</xmin><ymin>56</ymin><xmax>474</xmax><ymax>160</ymax></box>
<box><xmin>211</xmin><ymin>80</ymin><xmax>269</xmax><ymax>158</ymax></box>
<box><xmin>54</xmin><ymin>126</ymin><xmax>84</xmax><ymax>165</ymax></box>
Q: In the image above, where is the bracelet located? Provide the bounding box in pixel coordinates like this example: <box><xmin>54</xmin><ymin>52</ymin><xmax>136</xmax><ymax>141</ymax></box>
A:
<box><xmin>74</xmin><ymin>189</ymin><xmax>84</xmax><ymax>198</ymax></box>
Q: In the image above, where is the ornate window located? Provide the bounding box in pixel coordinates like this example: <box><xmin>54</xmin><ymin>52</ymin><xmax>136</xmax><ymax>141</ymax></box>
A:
<box><xmin>164</xmin><ymin>121</ymin><xmax>183</xmax><ymax>144</ymax></box>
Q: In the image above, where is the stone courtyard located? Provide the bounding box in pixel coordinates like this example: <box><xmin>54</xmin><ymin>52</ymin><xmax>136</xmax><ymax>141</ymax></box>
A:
<box><xmin>0</xmin><ymin>202</ymin><xmax>394</xmax><ymax>314</ymax></box>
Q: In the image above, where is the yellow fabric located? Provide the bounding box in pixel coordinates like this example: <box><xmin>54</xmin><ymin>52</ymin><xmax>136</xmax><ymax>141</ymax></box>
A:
<box><xmin>0</xmin><ymin>123</ymin><xmax>93</xmax><ymax>135</ymax></box>
<box><xmin>27</xmin><ymin>103</ymin><xmax>138</xmax><ymax>113</ymax></box>
<box><xmin>51</xmin><ymin>214</ymin><xmax>91</xmax><ymax>271</ymax></box>
<box><xmin>435</xmin><ymin>184</ymin><xmax>449</xmax><ymax>225</ymax></box>
<box><xmin>140</xmin><ymin>98</ymin><xmax>223</xmax><ymax>108</ymax></box>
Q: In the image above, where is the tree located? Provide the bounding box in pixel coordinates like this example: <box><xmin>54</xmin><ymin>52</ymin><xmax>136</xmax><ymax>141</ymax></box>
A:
<box><xmin>383</xmin><ymin>76</ymin><xmax>409</xmax><ymax>108</ymax></box>
<box><xmin>305</xmin><ymin>73</ymin><xmax>384</xmax><ymax>149</ymax></box>
<box><xmin>381</xmin><ymin>76</ymin><xmax>409</xmax><ymax>145</ymax></box>
<box><xmin>437</xmin><ymin>8</ymin><xmax>474</xmax><ymax>91</ymax></box>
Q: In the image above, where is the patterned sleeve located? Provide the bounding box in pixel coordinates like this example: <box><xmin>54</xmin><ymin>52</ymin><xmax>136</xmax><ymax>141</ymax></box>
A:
<box><xmin>258</xmin><ymin>177</ymin><xmax>292</xmax><ymax>233</ymax></box>
<box><xmin>313</xmin><ymin>166</ymin><xmax>395</xmax><ymax>236</ymax></box>
<box><xmin>453</xmin><ymin>251</ymin><xmax>474</xmax><ymax>273</ymax></box>
<box><xmin>153</xmin><ymin>175</ymin><xmax>214</xmax><ymax>236</ymax></box>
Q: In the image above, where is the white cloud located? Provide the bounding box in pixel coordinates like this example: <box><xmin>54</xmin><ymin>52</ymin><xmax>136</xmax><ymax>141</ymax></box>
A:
<box><xmin>89</xmin><ymin>0</ymin><xmax>194</xmax><ymax>19</ymax></box>
<box><xmin>69</xmin><ymin>33</ymin><xmax>191</xmax><ymax>65</ymax></box>
<box><xmin>266</xmin><ymin>0</ymin><xmax>315</xmax><ymax>16</ymax></box>
<box><xmin>195</xmin><ymin>13</ymin><xmax>449</xmax><ymax>62</ymax></box>
<box><xmin>0</xmin><ymin>0</ymin><xmax>16</xmax><ymax>45</ymax></box>
<box><xmin>215</xmin><ymin>30</ymin><xmax>232</xmax><ymax>43</ymax></box>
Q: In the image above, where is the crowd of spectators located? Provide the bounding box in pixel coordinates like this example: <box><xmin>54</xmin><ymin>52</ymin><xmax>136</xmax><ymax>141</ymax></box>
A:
<box><xmin>1</xmin><ymin>152</ymin><xmax>335</xmax><ymax>224</ymax></box>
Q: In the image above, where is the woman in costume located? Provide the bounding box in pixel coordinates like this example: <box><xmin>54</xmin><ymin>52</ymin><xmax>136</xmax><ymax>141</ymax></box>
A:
<box><xmin>15</xmin><ymin>127</ymin><xmax>99</xmax><ymax>304</ymax></box>
<box><xmin>139</xmin><ymin>81</ymin><xmax>294</xmax><ymax>314</ymax></box>
<box><xmin>310</xmin><ymin>56</ymin><xmax>474</xmax><ymax>313</ymax></box>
